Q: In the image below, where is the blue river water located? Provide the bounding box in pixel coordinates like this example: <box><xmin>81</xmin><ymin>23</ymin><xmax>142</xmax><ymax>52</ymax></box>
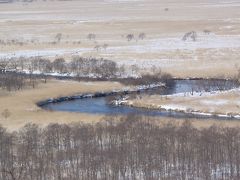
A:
<box><xmin>42</xmin><ymin>79</ymin><xmax>238</xmax><ymax>119</ymax></box>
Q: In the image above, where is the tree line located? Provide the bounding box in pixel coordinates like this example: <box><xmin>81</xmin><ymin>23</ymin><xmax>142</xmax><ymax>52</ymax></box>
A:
<box><xmin>0</xmin><ymin>57</ymin><xmax>128</xmax><ymax>79</ymax></box>
<box><xmin>0</xmin><ymin>57</ymin><xmax>174</xmax><ymax>91</ymax></box>
<box><xmin>0</xmin><ymin>115</ymin><xmax>240</xmax><ymax>180</ymax></box>
<box><xmin>0</xmin><ymin>71</ymin><xmax>40</xmax><ymax>91</ymax></box>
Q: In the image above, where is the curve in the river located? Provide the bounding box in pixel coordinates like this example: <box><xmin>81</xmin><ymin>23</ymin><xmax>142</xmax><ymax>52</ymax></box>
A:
<box><xmin>39</xmin><ymin>79</ymin><xmax>239</xmax><ymax>120</ymax></box>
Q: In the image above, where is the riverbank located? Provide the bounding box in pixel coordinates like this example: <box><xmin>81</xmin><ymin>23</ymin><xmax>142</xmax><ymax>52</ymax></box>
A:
<box><xmin>0</xmin><ymin>80</ymin><xmax>124</xmax><ymax>131</ymax></box>
<box><xmin>1</xmin><ymin>79</ymin><xmax>240</xmax><ymax>131</ymax></box>
<box><xmin>127</xmin><ymin>88</ymin><xmax>240</xmax><ymax>119</ymax></box>
<box><xmin>37</xmin><ymin>83</ymin><xmax>165</xmax><ymax>107</ymax></box>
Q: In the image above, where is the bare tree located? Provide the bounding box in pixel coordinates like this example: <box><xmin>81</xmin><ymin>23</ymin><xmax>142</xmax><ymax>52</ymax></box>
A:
<box><xmin>102</xmin><ymin>43</ymin><xmax>108</xmax><ymax>50</ymax></box>
<box><xmin>94</xmin><ymin>45</ymin><xmax>101</xmax><ymax>51</ymax></box>
<box><xmin>53</xmin><ymin>58</ymin><xmax>66</xmax><ymax>74</ymax></box>
<box><xmin>138</xmin><ymin>33</ymin><xmax>146</xmax><ymax>40</ymax></box>
<box><xmin>1</xmin><ymin>109</ymin><xmax>11</xmax><ymax>120</ymax></box>
<box><xmin>55</xmin><ymin>33</ymin><xmax>62</xmax><ymax>43</ymax></box>
<box><xmin>203</xmin><ymin>29</ymin><xmax>211</xmax><ymax>34</ymax></box>
<box><xmin>164</xmin><ymin>7</ymin><xmax>169</xmax><ymax>11</ymax></box>
<box><xmin>0</xmin><ymin>59</ymin><xmax>9</xmax><ymax>72</ymax></box>
<box><xmin>182</xmin><ymin>31</ymin><xmax>197</xmax><ymax>41</ymax></box>
<box><xmin>126</xmin><ymin>34</ymin><xmax>134</xmax><ymax>41</ymax></box>
<box><xmin>87</xmin><ymin>33</ymin><xmax>96</xmax><ymax>40</ymax></box>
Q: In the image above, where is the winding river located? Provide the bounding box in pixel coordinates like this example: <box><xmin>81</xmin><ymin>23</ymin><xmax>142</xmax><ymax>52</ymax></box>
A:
<box><xmin>41</xmin><ymin>79</ymin><xmax>239</xmax><ymax>119</ymax></box>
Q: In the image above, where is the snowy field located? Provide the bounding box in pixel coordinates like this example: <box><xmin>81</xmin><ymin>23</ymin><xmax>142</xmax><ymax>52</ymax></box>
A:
<box><xmin>0</xmin><ymin>0</ymin><xmax>240</xmax><ymax>77</ymax></box>
<box><xmin>129</xmin><ymin>87</ymin><xmax>240</xmax><ymax>119</ymax></box>
<box><xmin>1</xmin><ymin>33</ymin><xmax>240</xmax><ymax>58</ymax></box>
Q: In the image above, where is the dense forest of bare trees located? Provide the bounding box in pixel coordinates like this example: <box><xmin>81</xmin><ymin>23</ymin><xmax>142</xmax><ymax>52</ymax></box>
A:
<box><xmin>0</xmin><ymin>116</ymin><xmax>240</xmax><ymax>180</ymax></box>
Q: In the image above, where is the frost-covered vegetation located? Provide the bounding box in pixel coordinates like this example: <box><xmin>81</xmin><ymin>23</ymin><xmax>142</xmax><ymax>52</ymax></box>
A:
<box><xmin>0</xmin><ymin>116</ymin><xmax>240</xmax><ymax>179</ymax></box>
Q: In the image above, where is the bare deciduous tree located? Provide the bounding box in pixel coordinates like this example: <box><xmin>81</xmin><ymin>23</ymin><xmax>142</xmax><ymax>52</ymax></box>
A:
<box><xmin>94</xmin><ymin>45</ymin><xmax>101</xmax><ymax>51</ymax></box>
<box><xmin>138</xmin><ymin>33</ymin><xmax>146</xmax><ymax>40</ymax></box>
<box><xmin>126</xmin><ymin>34</ymin><xmax>134</xmax><ymax>41</ymax></box>
<box><xmin>182</xmin><ymin>31</ymin><xmax>197</xmax><ymax>41</ymax></box>
<box><xmin>102</xmin><ymin>43</ymin><xmax>108</xmax><ymax>50</ymax></box>
<box><xmin>203</xmin><ymin>29</ymin><xmax>211</xmax><ymax>34</ymax></box>
<box><xmin>87</xmin><ymin>33</ymin><xmax>96</xmax><ymax>40</ymax></box>
<box><xmin>53</xmin><ymin>58</ymin><xmax>66</xmax><ymax>74</ymax></box>
<box><xmin>1</xmin><ymin>109</ymin><xmax>11</xmax><ymax>120</ymax></box>
<box><xmin>55</xmin><ymin>33</ymin><xmax>62</xmax><ymax>43</ymax></box>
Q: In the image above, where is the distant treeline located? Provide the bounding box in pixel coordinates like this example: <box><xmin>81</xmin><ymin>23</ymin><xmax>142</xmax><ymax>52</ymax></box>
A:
<box><xmin>0</xmin><ymin>57</ymin><xmax>122</xmax><ymax>78</ymax></box>
<box><xmin>0</xmin><ymin>71</ymin><xmax>41</xmax><ymax>91</ymax></box>
<box><xmin>0</xmin><ymin>57</ymin><xmax>173</xmax><ymax>91</ymax></box>
<box><xmin>0</xmin><ymin>116</ymin><xmax>240</xmax><ymax>179</ymax></box>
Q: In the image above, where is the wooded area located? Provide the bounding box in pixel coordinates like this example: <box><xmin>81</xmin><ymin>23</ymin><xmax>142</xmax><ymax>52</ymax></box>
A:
<box><xmin>0</xmin><ymin>116</ymin><xmax>239</xmax><ymax>180</ymax></box>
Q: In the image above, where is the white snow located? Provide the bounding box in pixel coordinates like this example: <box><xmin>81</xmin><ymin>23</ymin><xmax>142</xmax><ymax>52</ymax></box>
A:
<box><xmin>1</xmin><ymin>34</ymin><xmax>240</xmax><ymax>61</ymax></box>
<box><xmin>142</xmin><ymin>87</ymin><xmax>240</xmax><ymax>119</ymax></box>
<box><xmin>160</xmin><ymin>104</ymin><xmax>187</xmax><ymax>111</ymax></box>
<box><xmin>0</xmin><ymin>48</ymin><xmax>91</xmax><ymax>59</ymax></box>
<box><xmin>201</xmin><ymin>99</ymin><xmax>229</xmax><ymax>106</ymax></box>
<box><xmin>107</xmin><ymin>34</ymin><xmax>240</xmax><ymax>53</ymax></box>
<box><xmin>159</xmin><ymin>104</ymin><xmax>240</xmax><ymax>119</ymax></box>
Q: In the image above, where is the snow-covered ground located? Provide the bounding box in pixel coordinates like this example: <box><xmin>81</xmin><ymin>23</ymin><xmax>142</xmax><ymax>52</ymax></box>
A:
<box><xmin>0</xmin><ymin>48</ymin><xmax>91</xmax><ymax>59</ymax></box>
<box><xmin>0</xmin><ymin>0</ymin><xmax>239</xmax><ymax>78</ymax></box>
<box><xmin>1</xmin><ymin>33</ymin><xmax>240</xmax><ymax>59</ymax></box>
<box><xmin>129</xmin><ymin>87</ymin><xmax>240</xmax><ymax>119</ymax></box>
<box><xmin>109</xmin><ymin>34</ymin><xmax>240</xmax><ymax>52</ymax></box>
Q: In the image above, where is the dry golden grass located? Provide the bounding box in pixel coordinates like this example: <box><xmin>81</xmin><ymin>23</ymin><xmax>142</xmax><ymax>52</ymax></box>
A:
<box><xmin>0</xmin><ymin>80</ymin><xmax>123</xmax><ymax>131</ymax></box>
<box><xmin>0</xmin><ymin>80</ymin><xmax>240</xmax><ymax>131</ymax></box>
<box><xmin>1</xmin><ymin>79</ymin><xmax>239</xmax><ymax>131</ymax></box>
<box><xmin>148</xmin><ymin>116</ymin><xmax>240</xmax><ymax>129</ymax></box>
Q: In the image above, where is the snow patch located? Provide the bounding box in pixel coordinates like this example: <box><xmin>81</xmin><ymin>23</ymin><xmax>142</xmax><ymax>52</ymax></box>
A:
<box><xmin>201</xmin><ymin>99</ymin><xmax>229</xmax><ymax>106</ymax></box>
<box><xmin>160</xmin><ymin>104</ymin><xmax>187</xmax><ymax>111</ymax></box>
